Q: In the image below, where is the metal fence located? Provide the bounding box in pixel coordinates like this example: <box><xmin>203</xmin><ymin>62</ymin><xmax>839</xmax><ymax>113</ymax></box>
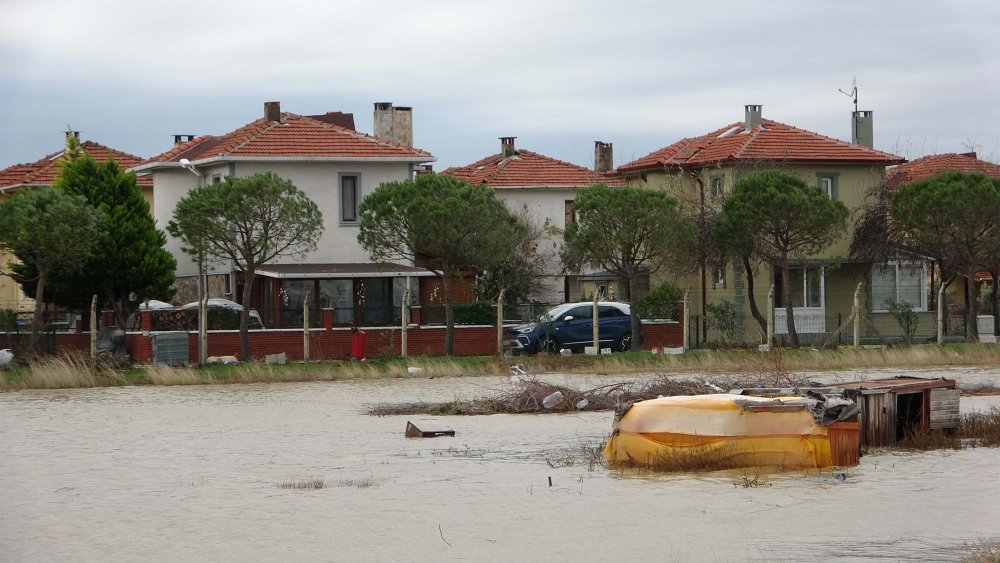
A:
<box><xmin>689</xmin><ymin>286</ymin><xmax>988</xmax><ymax>349</ymax></box>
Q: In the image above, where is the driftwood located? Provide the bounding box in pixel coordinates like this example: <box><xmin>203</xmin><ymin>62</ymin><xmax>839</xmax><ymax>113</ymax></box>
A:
<box><xmin>368</xmin><ymin>371</ymin><xmax>819</xmax><ymax>417</ymax></box>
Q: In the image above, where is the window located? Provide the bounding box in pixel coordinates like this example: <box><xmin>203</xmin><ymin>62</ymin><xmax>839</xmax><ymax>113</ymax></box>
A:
<box><xmin>817</xmin><ymin>173</ymin><xmax>838</xmax><ymax>199</ymax></box>
<box><xmin>211</xmin><ymin>174</ymin><xmax>222</xmax><ymax>185</ymax></box>
<box><xmin>713</xmin><ymin>262</ymin><xmax>727</xmax><ymax>288</ymax></box>
<box><xmin>776</xmin><ymin>266</ymin><xmax>824</xmax><ymax>308</ymax></box>
<box><xmin>709</xmin><ymin>176</ymin><xmax>724</xmax><ymax>199</ymax></box>
<box><xmin>340</xmin><ymin>173</ymin><xmax>360</xmax><ymax>223</ymax></box>
<box><xmin>871</xmin><ymin>261</ymin><xmax>927</xmax><ymax>312</ymax></box>
<box><xmin>598</xmin><ymin>305</ymin><xmax>627</xmax><ymax>318</ymax></box>
<box><xmin>564</xmin><ymin>305</ymin><xmax>593</xmax><ymax>320</ymax></box>
<box><xmin>564</xmin><ymin>200</ymin><xmax>575</xmax><ymax>227</ymax></box>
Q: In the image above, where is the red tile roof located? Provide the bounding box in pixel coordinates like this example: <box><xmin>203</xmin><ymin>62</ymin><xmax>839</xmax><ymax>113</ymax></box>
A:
<box><xmin>0</xmin><ymin>141</ymin><xmax>150</xmax><ymax>189</ymax></box>
<box><xmin>140</xmin><ymin>113</ymin><xmax>433</xmax><ymax>167</ymax></box>
<box><xmin>619</xmin><ymin>119</ymin><xmax>904</xmax><ymax>173</ymax></box>
<box><xmin>441</xmin><ymin>149</ymin><xmax>623</xmax><ymax>187</ymax></box>
<box><xmin>886</xmin><ymin>152</ymin><xmax>1000</xmax><ymax>188</ymax></box>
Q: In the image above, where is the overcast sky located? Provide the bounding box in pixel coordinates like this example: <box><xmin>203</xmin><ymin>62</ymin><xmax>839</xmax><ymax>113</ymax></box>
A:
<box><xmin>2</xmin><ymin>0</ymin><xmax>998</xmax><ymax>172</ymax></box>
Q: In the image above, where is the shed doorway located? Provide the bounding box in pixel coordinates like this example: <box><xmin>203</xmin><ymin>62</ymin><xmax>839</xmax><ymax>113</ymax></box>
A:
<box><xmin>895</xmin><ymin>392</ymin><xmax>924</xmax><ymax>441</ymax></box>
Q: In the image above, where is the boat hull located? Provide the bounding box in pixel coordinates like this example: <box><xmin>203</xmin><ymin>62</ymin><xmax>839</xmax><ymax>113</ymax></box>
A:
<box><xmin>603</xmin><ymin>394</ymin><xmax>857</xmax><ymax>469</ymax></box>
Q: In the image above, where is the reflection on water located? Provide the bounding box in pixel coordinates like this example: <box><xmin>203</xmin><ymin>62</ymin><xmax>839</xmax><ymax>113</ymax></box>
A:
<box><xmin>1</xmin><ymin>369</ymin><xmax>999</xmax><ymax>562</ymax></box>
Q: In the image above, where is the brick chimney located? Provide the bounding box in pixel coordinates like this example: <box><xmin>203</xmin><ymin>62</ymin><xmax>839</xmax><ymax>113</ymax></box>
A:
<box><xmin>264</xmin><ymin>101</ymin><xmax>281</xmax><ymax>123</ymax></box>
<box><xmin>500</xmin><ymin>137</ymin><xmax>517</xmax><ymax>159</ymax></box>
<box><xmin>851</xmin><ymin>110</ymin><xmax>874</xmax><ymax>148</ymax></box>
<box><xmin>65</xmin><ymin>130</ymin><xmax>80</xmax><ymax>141</ymax></box>
<box><xmin>594</xmin><ymin>141</ymin><xmax>614</xmax><ymax>172</ymax></box>
<box><xmin>744</xmin><ymin>105</ymin><xmax>762</xmax><ymax>131</ymax></box>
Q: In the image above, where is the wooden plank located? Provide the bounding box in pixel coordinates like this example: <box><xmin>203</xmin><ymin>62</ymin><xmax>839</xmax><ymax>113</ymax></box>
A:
<box><xmin>405</xmin><ymin>421</ymin><xmax>456</xmax><ymax>438</ymax></box>
<box><xmin>929</xmin><ymin>388</ymin><xmax>960</xmax><ymax>430</ymax></box>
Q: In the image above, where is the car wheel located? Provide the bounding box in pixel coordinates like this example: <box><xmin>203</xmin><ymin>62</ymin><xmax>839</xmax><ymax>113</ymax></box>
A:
<box><xmin>615</xmin><ymin>333</ymin><xmax>633</xmax><ymax>352</ymax></box>
<box><xmin>537</xmin><ymin>335</ymin><xmax>558</xmax><ymax>354</ymax></box>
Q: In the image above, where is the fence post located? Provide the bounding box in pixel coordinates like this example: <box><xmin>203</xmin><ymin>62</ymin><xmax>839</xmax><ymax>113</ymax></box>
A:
<box><xmin>401</xmin><ymin>288</ymin><xmax>409</xmax><ymax>357</ymax></box>
<box><xmin>937</xmin><ymin>282</ymin><xmax>946</xmax><ymax>345</ymax></box>
<box><xmin>683</xmin><ymin>291</ymin><xmax>690</xmax><ymax>351</ymax></box>
<box><xmin>766</xmin><ymin>284</ymin><xmax>775</xmax><ymax>347</ymax></box>
<box><xmin>592</xmin><ymin>291</ymin><xmax>599</xmax><ymax>352</ymax></box>
<box><xmin>303</xmin><ymin>293</ymin><xmax>310</xmax><ymax>362</ymax></box>
<box><xmin>90</xmin><ymin>295</ymin><xmax>98</xmax><ymax>359</ymax></box>
<box><xmin>495</xmin><ymin>288</ymin><xmax>504</xmax><ymax>356</ymax></box>
<box><xmin>853</xmin><ymin>282</ymin><xmax>861</xmax><ymax>347</ymax></box>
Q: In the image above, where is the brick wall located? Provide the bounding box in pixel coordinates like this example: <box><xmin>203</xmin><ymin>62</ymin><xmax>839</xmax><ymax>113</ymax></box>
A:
<box><xmin>18</xmin><ymin>308</ymin><xmax>685</xmax><ymax>363</ymax></box>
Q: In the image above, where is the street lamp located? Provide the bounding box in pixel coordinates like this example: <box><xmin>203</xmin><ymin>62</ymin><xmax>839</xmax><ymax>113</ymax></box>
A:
<box><xmin>179</xmin><ymin>159</ymin><xmax>208</xmax><ymax>366</ymax></box>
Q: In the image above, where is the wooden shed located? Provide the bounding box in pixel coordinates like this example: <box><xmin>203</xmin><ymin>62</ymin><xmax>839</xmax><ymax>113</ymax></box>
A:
<box><xmin>833</xmin><ymin>377</ymin><xmax>959</xmax><ymax>447</ymax></box>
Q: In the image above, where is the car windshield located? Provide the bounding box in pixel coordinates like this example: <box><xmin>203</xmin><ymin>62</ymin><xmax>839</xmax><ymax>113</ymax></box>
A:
<box><xmin>537</xmin><ymin>304</ymin><xmax>572</xmax><ymax>322</ymax></box>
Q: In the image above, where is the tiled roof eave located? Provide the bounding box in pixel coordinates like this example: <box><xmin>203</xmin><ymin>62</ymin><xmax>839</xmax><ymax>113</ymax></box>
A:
<box><xmin>131</xmin><ymin>154</ymin><xmax>436</xmax><ymax>173</ymax></box>
<box><xmin>621</xmin><ymin>156</ymin><xmax>903</xmax><ymax>173</ymax></box>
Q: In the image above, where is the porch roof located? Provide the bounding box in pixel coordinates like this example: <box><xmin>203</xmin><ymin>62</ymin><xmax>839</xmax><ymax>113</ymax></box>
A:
<box><xmin>256</xmin><ymin>263</ymin><xmax>437</xmax><ymax>279</ymax></box>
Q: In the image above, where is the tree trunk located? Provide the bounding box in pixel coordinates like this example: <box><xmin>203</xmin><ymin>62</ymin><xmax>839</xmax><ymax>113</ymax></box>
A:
<box><xmin>31</xmin><ymin>272</ymin><xmax>47</xmax><ymax>355</ymax></box>
<box><xmin>781</xmin><ymin>260</ymin><xmax>799</xmax><ymax>347</ymax></box>
<box><xmin>239</xmin><ymin>268</ymin><xmax>255</xmax><ymax>361</ymax></box>
<box><xmin>628</xmin><ymin>274</ymin><xmax>641</xmax><ymax>351</ymax></box>
<box><xmin>742</xmin><ymin>255</ymin><xmax>767</xmax><ymax>334</ymax></box>
<box><xmin>966</xmin><ymin>273</ymin><xmax>979</xmax><ymax>342</ymax></box>
<box><xmin>107</xmin><ymin>289</ymin><xmax>127</xmax><ymax>329</ymax></box>
<box><xmin>442</xmin><ymin>273</ymin><xmax>455</xmax><ymax>356</ymax></box>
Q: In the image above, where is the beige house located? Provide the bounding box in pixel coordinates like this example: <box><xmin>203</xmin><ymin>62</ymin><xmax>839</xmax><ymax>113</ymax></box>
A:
<box><xmin>617</xmin><ymin>105</ymin><xmax>905</xmax><ymax>345</ymax></box>
<box><xmin>0</xmin><ymin>134</ymin><xmax>150</xmax><ymax>312</ymax></box>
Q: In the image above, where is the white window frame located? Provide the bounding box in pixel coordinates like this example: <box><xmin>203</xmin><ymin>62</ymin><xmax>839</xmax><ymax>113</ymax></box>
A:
<box><xmin>817</xmin><ymin>173</ymin><xmax>838</xmax><ymax>199</ymax></box>
<box><xmin>339</xmin><ymin>172</ymin><xmax>361</xmax><ymax>225</ymax></box>
<box><xmin>872</xmin><ymin>261</ymin><xmax>928</xmax><ymax>313</ymax></box>
<box><xmin>777</xmin><ymin>266</ymin><xmax>825</xmax><ymax>310</ymax></box>
<box><xmin>709</xmin><ymin>176</ymin><xmax>724</xmax><ymax>199</ymax></box>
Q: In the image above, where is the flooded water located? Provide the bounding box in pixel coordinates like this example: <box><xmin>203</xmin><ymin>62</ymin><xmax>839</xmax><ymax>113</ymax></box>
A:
<box><xmin>2</xmin><ymin>367</ymin><xmax>999</xmax><ymax>562</ymax></box>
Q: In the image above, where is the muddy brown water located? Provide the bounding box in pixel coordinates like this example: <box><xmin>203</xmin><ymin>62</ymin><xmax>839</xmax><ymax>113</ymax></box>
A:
<box><xmin>2</xmin><ymin>367</ymin><xmax>999</xmax><ymax>562</ymax></box>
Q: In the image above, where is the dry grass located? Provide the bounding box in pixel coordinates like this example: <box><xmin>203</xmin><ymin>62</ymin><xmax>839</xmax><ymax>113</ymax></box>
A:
<box><xmin>277</xmin><ymin>479</ymin><xmax>325</xmax><ymax>490</ymax></box>
<box><xmin>144</xmin><ymin>364</ymin><xmax>202</xmax><ymax>386</ymax></box>
<box><xmin>612</xmin><ymin>443</ymin><xmax>742</xmax><ymax>473</ymax></box>
<box><xmin>5</xmin><ymin>342</ymin><xmax>1000</xmax><ymax>391</ymax></box>
<box><xmin>961</xmin><ymin>540</ymin><xmax>1000</xmax><ymax>563</ymax></box>
<box><xmin>331</xmin><ymin>477</ymin><xmax>380</xmax><ymax>488</ymax></box>
<box><xmin>895</xmin><ymin>407</ymin><xmax>1000</xmax><ymax>451</ymax></box>
<box><xmin>0</xmin><ymin>354</ymin><xmax>137</xmax><ymax>390</ymax></box>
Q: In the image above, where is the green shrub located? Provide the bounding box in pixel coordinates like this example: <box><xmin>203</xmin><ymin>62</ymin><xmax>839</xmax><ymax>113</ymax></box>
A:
<box><xmin>887</xmin><ymin>300</ymin><xmax>919</xmax><ymax>345</ymax></box>
<box><xmin>453</xmin><ymin>302</ymin><xmax>495</xmax><ymax>325</ymax></box>
<box><xmin>706</xmin><ymin>299</ymin><xmax>738</xmax><ymax>347</ymax></box>
<box><xmin>637</xmin><ymin>282</ymin><xmax>683</xmax><ymax>320</ymax></box>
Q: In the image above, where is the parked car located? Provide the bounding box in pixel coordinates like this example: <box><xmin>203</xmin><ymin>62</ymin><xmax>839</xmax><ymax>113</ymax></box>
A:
<box><xmin>506</xmin><ymin>302</ymin><xmax>641</xmax><ymax>354</ymax></box>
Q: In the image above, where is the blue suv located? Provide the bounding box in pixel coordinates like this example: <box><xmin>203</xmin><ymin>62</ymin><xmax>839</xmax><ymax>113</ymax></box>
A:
<box><xmin>506</xmin><ymin>302</ymin><xmax>640</xmax><ymax>354</ymax></box>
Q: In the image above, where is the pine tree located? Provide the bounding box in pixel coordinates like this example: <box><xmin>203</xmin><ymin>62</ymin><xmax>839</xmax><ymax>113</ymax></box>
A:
<box><xmin>15</xmin><ymin>134</ymin><xmax>177</xmax><ymax>328</ymax></box>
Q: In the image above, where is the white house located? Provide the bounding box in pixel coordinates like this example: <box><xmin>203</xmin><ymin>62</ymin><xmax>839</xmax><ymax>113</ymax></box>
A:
<box><xmin>442</xmin><ymin>137</ymin><xmax>623</xmax><ymax>304</ymax></box>
<box><xmin>132</xmin><ymin>101</ymin><xmax>437</xmax><ymax>327</ymax></box>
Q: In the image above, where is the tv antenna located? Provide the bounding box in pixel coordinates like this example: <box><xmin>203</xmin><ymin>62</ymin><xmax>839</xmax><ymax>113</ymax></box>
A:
<box><xmin>839</xmin><ymin>77</ymin><xmax>859</xmax><ymax>114</ymax></box>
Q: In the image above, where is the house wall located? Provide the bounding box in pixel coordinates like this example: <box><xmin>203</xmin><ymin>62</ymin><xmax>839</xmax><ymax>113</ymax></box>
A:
<box><xmin>623</xmin><ymin>161</ymin><xmax>888</xmax><ymax>342</ymax></box>
<box><xmin>492</xmin><ymin>187</ymin><xmax>583</xmax><ymax>304</ymax></box>
<box><xmin>152</xmin><ymin>160</ymin><xmax>415</xmax><ymax>278</ymax></box>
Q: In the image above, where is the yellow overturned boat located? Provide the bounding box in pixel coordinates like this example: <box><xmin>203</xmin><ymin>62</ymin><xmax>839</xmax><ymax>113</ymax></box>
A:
<box><xmin>603</xmin><ymin>393</ymin><xmax>861</xmax><ymax>469</ymax></box>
